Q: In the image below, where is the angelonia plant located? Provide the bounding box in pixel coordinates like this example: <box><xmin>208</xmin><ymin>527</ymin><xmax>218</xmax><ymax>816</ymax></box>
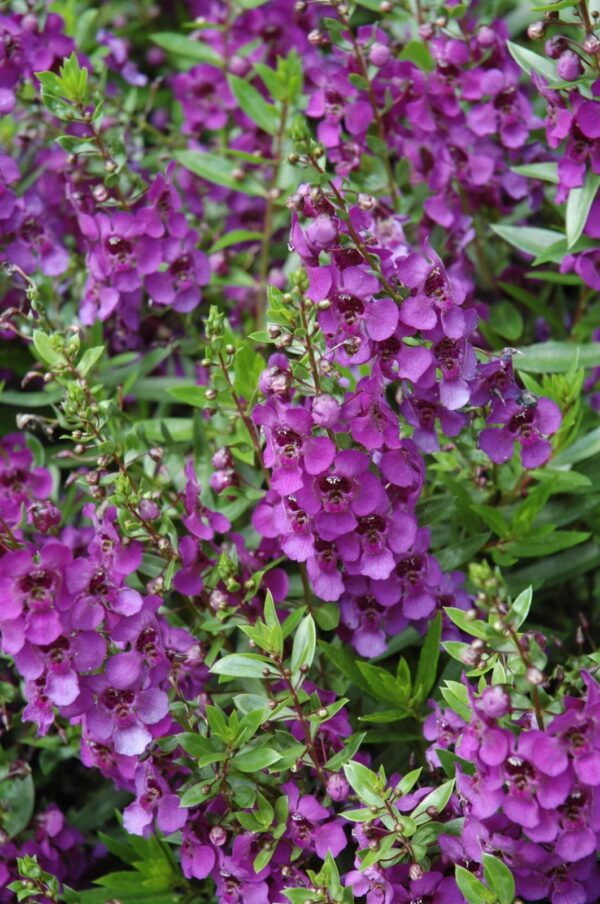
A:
<box><xmin>1</xmin><ymin>0</ymin><xmax>600</xmax><ymax>902</ymax></box>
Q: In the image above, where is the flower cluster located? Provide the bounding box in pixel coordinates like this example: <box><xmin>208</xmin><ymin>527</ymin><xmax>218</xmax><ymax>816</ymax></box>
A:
<box><xmin>0</xmin><ymin>0</ymin><xmax>599</xmax><ymax>902</ymax></box>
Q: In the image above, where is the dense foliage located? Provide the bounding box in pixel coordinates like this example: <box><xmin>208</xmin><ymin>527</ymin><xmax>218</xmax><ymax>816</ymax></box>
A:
<box><xmin>1</xmin><ymin>0</ymin><xmax>600</xmax><ymax>901</ymax></box>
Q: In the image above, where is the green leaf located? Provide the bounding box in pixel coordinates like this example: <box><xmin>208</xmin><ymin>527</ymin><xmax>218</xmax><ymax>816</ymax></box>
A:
<box><xmin>411</xmin><ymin>779</ymin><xmax>454</xmax><ymax>818</ymax></box>
<box><xmin>566</xmin><ymin>173</ymin><xmax>600</xmax><ymax>248</ymax></box>
<box><xmin>167</xmin><ymin>385</ymin><xmax>210</xmax><ymax>407</ymax></box>
<box><xmin>151</xmin><ymin>32</ymin><xmax>222</xmax><ymax>66</ymax></box>
<box><xmin>77</xmin><ymin>345</ymin><xmax>105</xmax><ymax>376</ymax></box>
<box><xmin>209</xmin><ymin>229</ymin><xmax>263</xmax><ymax>252</ymax></box>
<box><xmin>436</xmin><ymin>532</ymin><xmax>490</xmax><ymax>571</ymax></box>
<box><xmin>399</xmin><ymin>40</ymin><xmax>434</xmax><ymax>71</ymax></box>
<box><xmin>211</xmin><ymin>653</ymin><xmax>278</xmax><ymax>678</ymax></box>
<box><xmin>470</xmin><ymin>504</ymin><xmax>511</xmax><ymax>539</ymax></box>
<box><xmin>511</xmin><ymin>529</ymin><xmax>590</xmax><ymax>557</ymax></box>
<box><xmin>511</xmin><ymin>586</ymin><xmax>532</xmax><ymax>628</ymax></box>
<box><xmin>231</xmin><ymin>746</ymin><xmax>281</xmax><ymax>772</ymax></box>
<box><xmin>413</xmin><ymin>612</ymin><xmax>441</xmax><ymax>703</ymax></box>
<box><xmin>483</xmin><ymin>853</ymin><xmax>516</xmax><ymax>904</ymax></box>
<box><xmin>290</xmin><ymin>614</ymin><xmax>316</xmax><ymax>676</ymax></box>
<box><xmin>490</xmin><ymin>224</ymin><xmax>565</xmax><ymax>257</ymax></box>
<box><xmin>32</xmin><ymin>331</ymin><xmax>65</xmax><ymax>367</ymax></box>
<box><xmin>343</xmin><ymin>761</ymin><xmax>385</xmax><ymax>807</ymax></box>
<box><xmin>356</xmin><ymin>662</ymin><xmax>409</xmax><ymax>705</ymax></box>
<box><xmin>553</xmin><ymin>426</ymin><xmax>600</xmax><ymax>465</ymax></box>
<box><xmin>455</xmin><ymin>866</ymin><xmax>496</xmax><ymax>904</ymax></box>
<box><xmin>0</xmin><ymin>774</ymin><xmax>34</xmax><ymax>838</ymax></box>
<box><xmin>507</xmin><ymin>40</ymin><xmax>558</xmax><ymax>82</ymax></box>
<box><xmin>515</xmin><ymin>341</ymin><xmax>600</xmax><ymax>373</ymax></box>
<box><xmin>511</xmin><ymin>162</ymin><xmax>559</xmax><ymax>184</ymax></box>
<box><xmin>436</xmin><ymin>748</ymin><xmax>475</xmax><ymax>778</ymax></box>
<box><xmin>175</xmin><ymin>150</ymin><xmax>264</xmax><ymax>195</ymax></box>
<box><xmin>228</xmin><ymin>75</ymin><xmax>279</xmax><ymax>134</ymax></box>
<box><xmin>487</xmin><ymin>301</ymin><xmax>523</xmax><ymax>341</ymax></box>
<box><xmin>177</xmin><ymin>733</ymin><xmax>215</xmax><ymax>757</ymax></box>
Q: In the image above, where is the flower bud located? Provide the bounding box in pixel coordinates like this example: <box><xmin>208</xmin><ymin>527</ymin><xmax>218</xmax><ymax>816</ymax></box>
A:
<box><xmin>326</xmin><ymin>773</ymin><xmax>350</xmax><ymax>801</ymax></box>
<box><xmin>312</xmin><ymin>394</ymin><xmax>340</xmax><ymax>428</ymax></box>
<box><xmin>545</xmin><ymin>35</ymin><xmax>568</xmax><ymax>59</ymax></box>
<box><xmin>477</xmin><ymin>25</ymin><xmax>496</xmax><ymax>47</ymax></box>
<box><xmin>583</xmin><ymin>34</ymin><xmax>600</xmax><ymax>55</ymax></box>
<box><xmin>209</xmin><ymin>825</ymin><xmax>227</xmax><ymax>846</ymax></box>
<box><xmin>556</xmin><ymin>50</ymin><xmax>583</xmax><ymax>81</ymax></box>
<box><xmin>527</xmin><ymin>21</ymin><xmax>545</xmax><ymax>41</ymax></box>
<box><xmin>369</xmin><ymin>42</ymin><xmax>391</xmax><ymax>66</ymax></box>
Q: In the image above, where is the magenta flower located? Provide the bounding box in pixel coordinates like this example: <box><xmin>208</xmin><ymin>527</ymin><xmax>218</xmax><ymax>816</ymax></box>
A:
<box><xmin>480</xmin><ymin>396</ymin><xmax>561</xmax><ymax>468</ymax></box>
<box><xmin>282</xmin><ymin>782</ymin><xmax>346</xmax><ymax>858</ymax></box>
<box><xmin>123</xmin><ymin>763</ymin><xmax>187</xmax><ymax>836</ymax></box>
<box><xmin>254</xmin><ymin>398</ymin><xmax>335</xmax><ymax>495</ymax></box>
<box><xmin>0</xmin><ymin>543</ymin><xmax>72</xmax><ymax>656</ymax></box>
<box><xmin>76</xmin><ymin>674</ymin><xmax>169</xmax><ymax>756</ymax></box>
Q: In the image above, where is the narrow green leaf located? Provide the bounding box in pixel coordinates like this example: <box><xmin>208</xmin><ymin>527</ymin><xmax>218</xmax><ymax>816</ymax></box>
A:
<box><xmin>231</xmin><ymin>747</ymin><xmax>281</xmax><ymax>772</ymax></box>
<box><xmin>175</xmin><ymin>150</ymin><xmax>264</xmax><ymax>195</ymax></box>
<box><xmin>507</xmin><ymin>40</ymin><xmax>558</xmax><ymax>81</ymax></box>
<box><xmin>511</xmin><ymin>162</ymin><xmax>558</xmax><ymax>183</ymax></box>
<box><xmin>211</xmin><ymin>653</ymin><xmax>278</xmax><ymax>678</ymax></box>
<box><xmin>228</xmin><ymin>75</ymin><xmax>279</xmax><ymax>134</ymax></box>
<box><xmin>455</xmin><ymin>866</ymin><xmax>495</xmax><ymax>904</ymax></box>
<box><xmin>483</xmin><ymin>853</ymin><xmax>516</xmax><ymax>904</ymax></box>
<box><xmin>490</xmin><ymin>224</ymin><xmax>564</xmax><ymax>257</ymax></box>
<box><xmin>515</xmin><ymin>341</ymin><xmax>600</xmax><ymax>373</ymax></box>
<box><xmin>290</xmin><ymin>614</ymin><xmax>316</xmax><ymax>676</ymax></box>
<box><xmin>414</xmin><ymin>612</ymin><xmax>441</xmax><ymax>703</ymax></box>
<box><xmin>151</xmin><ymin>32</ymin><xmax>222</xmax><ymax>67</ymax></box>
<box><xmin>566</xmin><ymin>173</ymin><xmax>600</xmax><ymax>248</ymax></box>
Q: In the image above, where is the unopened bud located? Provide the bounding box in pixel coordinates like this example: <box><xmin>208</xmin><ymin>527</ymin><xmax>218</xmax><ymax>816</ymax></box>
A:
<box><xmin>527</xmin><ymin>20</ymin><xmax>545</xmax><ymax>40</ymax></box>
<box><xmin>526</xmin><ymin>667</ymin><xmax>545</xmax><ymax>686</ymax></box>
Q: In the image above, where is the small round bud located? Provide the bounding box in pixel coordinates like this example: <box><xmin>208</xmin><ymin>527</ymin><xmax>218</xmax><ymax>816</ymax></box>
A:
<box><xmin>379</xmin><ymin>0</ymin><xmax>392</xmax><ymax>12</ymax></box>
<box><xmin>201</xmin><ymin>784</ymin><xmax>211</xmax><ymax>794</ymax></box>
<box><xmin>317</xmin><ymin>707</ymin><xmax>328</xmax><ymax>718</ymax></box>
<box><xmin>93</xmin><ymin>184</ymin><xmax>109</xmax><ymax>203</ymax></box>
<box><xmin>209</xmin><ymin>825</ymin><xmax>227</xmax><ymax>846</ymax></box>
<box><xmin>435</xmin><ymin>15</ymin><xmax>447</xmax><ymax>27</ymax></box>
<box><xmin>583</xmin><ymin>34</ymin><xmax>600</xmax><ymax>55</ymax></box>
<box><xmin>368</xmin><ymin>839</ymin><xmax>379</xmax><ymax>851</ymax></box>
<box><xmin>267</xmin><ymin>699</ymin><xmax>277</xmax><ymax>710</ymax></box>
<box><xmin>157</xmin><ymin>538</ymin><xmax>171</xmax><ymax>554</ymax></box>
<box><xmin>74</xmin><ymin>444</ymin><xmax>86</xmax><ymax>455</ymax></box>
<box><xmin>225</xmin><ymin>344</ymin><xmax>235</xmax><ymax>355</ymax></box>
<box><xmin>527</xmin><ymin>20</ymin><xmax>545</xmax><ymax>41</ymax></box>
<box><xmin>268</xmin><ymin>187</ymin><xmax>281</xmax><ymax>200</ymax></box>
<box><xmin>149</xmin><ymin>447</ymin><xmax>163</xmax><ymax>462</ymax></box>
<box><xmin>308</xmin><ymin>29</ymin><xmax>325</xmax><ymax>46</ymax></box>
<box><xmin>205</xmin><ymin>388</ymin><xmax>218</xmax><ymax>401</ymax></box>
<box><xmin>370</xmin><ymin>805</ymin><xmax>379</xmax><ymax>813</ymax></box>
<box><xmin>232</xmin><ymin>167</ymin><xmax>245</xmax><ymax>181</ymax></box>
<box><xmin>262</xmin><ymin>667</ymin><xmax>271</xmax><ymax>677</ymax></box>
<box><xmin>526</xmin><ymin>667</ymin><xmax>545</xmax><ymax>686</ymax></box>
<box><xmin>317</xmin><ymin>299</ymin><xmax>331</xmax><ymax>310</ymax></box>
<box><xmin>105</xmin><ymin>160</ymin><xmax>117</xmax><ymax>173</ymax></box>
<box><xmin>148</xmin><ymin>575</ymin><xmax>164</xmax><ymax>594</ymax></box>
<box><xmin>465</xmin><ymin>608</ymin><xmax>478</xmax><ymax>621</ymax></box>
<box><xmin>288</xmin><ymin>152</ymin><xmax>300</xmax><ymax>164</ymax></box>
<box><xmin>419</xmin><ymin>23</ymin><xmax>435</xmax><ymax>40</ymax></box>
<box><xmin>358</xmin><ymin>192</ymin><xmax>377</xmax><ymax>211</ymax></box>
<box><xmin>409</xmin><ymin>863</ymin><xmax>424</xmax><ymax>881</ymax></box>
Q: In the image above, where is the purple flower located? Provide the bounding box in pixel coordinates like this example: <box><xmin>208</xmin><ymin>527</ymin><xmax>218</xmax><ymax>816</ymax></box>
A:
<box><xmin>294</xmin><ymin>449</ymin><xmax>386</xmax><ymax>540</ymax></box>
<box><xmin>123</xmin><ymin>762</ymin><xmax>187</xmax><ymax>835</ymax></box>
<box><xmin>0</xmin><ymin>543</ymin><xmax>72</xmax><ymax>656</ymax></box>
<box><xmin>254</xmin><ymin>399</ymin><xmax>335</xmax><ymax>495</ymax></box>
<box><xmin>145</xmin><ymin>230</ymin><xmax>210</xmax><ymax>312</ymax></box>
<box><xmin>480</xmin><ymin>396</ymin><xmax>562</xmax><ymax>468</ymax></box>
<box><xmin>75</xmin><ymin>674</ymin><xmax>169</xmax><ymax>756</ymax></box>
<box><xmin>282</xmin><ymin>781</ymin><xmax>346</xmax><ymax>858</ymax></box>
